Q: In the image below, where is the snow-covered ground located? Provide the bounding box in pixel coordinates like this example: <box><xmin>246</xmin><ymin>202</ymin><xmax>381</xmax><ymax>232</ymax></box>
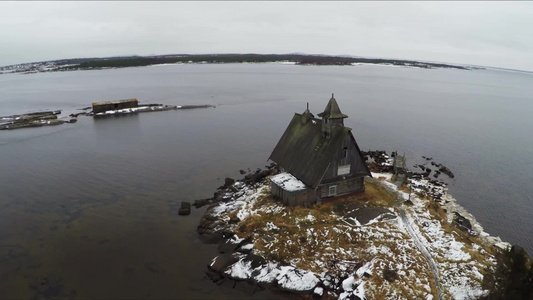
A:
<box><xmin>201</xmin><ymin>172</ymin><xmax>508</xmax><ymax>300</ymax></box>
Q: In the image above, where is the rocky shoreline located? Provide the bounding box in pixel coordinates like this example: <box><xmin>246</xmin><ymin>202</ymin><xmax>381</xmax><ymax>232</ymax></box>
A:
<box><xmin>0</xmin><ymin>110</ymin><xmax>77</xmax><ymax>130</ymax></box>
<box><xmin>194</xmin><ymin>151</ymin><xmax>513</xmax><ymax>299</ymax></box>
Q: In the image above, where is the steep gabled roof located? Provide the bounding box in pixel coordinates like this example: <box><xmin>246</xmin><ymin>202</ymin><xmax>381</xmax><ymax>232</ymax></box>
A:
<box><xmin>317</xmin><ymin>95</ymin><xmax>348</xmax><ymax>119</ymax></box>
<box><xmin>269</xmin><ymin>113</ymin><xmax>362</xmax><ymax>188</ymax></box>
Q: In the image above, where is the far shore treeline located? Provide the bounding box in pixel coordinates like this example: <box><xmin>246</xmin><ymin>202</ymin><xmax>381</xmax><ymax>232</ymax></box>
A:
<box><xmin>60</xmin><ymin>54</ymin><xmax>470</xmax><ymax>70</ymax></box>
<box><xmin>1</xmin><ymin>53</ymin><xmax>474</xmax><ymax>73</ymax></box>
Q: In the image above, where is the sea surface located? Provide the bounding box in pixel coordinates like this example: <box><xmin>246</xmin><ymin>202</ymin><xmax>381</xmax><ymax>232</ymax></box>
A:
<box><xmin>0</xmin><ymin>63</ymin><xmax>532</xmax><ymax>299</ymax></box>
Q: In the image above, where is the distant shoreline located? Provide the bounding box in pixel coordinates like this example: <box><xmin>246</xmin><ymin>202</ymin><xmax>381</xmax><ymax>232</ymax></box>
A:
<box><xmin>0</xmin><ymin>53</ymin><xmax>478</xmax><ymax>75</ymax></box>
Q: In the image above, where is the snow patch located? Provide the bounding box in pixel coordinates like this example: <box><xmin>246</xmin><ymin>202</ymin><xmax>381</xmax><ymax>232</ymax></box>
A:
<box><xmin>270</xmin><ymin>172</ymin><xmax>308</xmax><ymax>192</ymax></box>
<box><xmin>225</xmin><ymin>259</ymin><xmax>253</xmax><ymax>279</ymax></box>
<box><xmin>276</xmin><ymin>266</ymin><xmax>319</xmax><ymax>291</ymax></box>
<box><xmin>371</xmin><ymin>172</ymin><xmax>392</xmax><ymax>180</ymax></box>
<box><xmin>313</xmin><ymin>286</ymin><xmax>323</xmax><ymax>296</ymax></box>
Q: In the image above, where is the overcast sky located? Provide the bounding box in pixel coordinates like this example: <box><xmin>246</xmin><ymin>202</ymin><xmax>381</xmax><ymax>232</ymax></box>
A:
<box><xmin>1</xmin><ymin>1</ymin><xmax>533</xmax><ymax>71</ymax></box>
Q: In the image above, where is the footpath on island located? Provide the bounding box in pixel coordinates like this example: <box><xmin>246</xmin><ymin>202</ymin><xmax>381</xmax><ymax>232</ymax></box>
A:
<box><xmin>191</xmin><ymin>151</ymin><xmax>524</xmax><ymax>300</ymax></box>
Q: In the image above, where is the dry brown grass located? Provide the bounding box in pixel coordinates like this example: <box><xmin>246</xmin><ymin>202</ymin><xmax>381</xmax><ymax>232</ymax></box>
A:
<box><xmin>367</xmin><ymin>256</ymin><xmax>435</xmax><ymax>299</ymax></box>
<box><xmin>317</xmin><ymin>179</ymin><xmax>398</xmax><ymax>212</ymax></box>
<box><xmin>420</xmin><ymin>198</ymin><xmax>497</xmax><ymax>264</ymax></box>
<box><xmin>229</xmin><ymin>179</ymin><xmax>454</xmax><ymax>298</ymax></box>
<box><xmin>236</xmin><ymin>179</ymin><xmax>407</xmax><ymax>274</ymax></box>
<box><xmin>425</xmin><ymin>201</ymin><xmax>447</xmax><ymax>222</ymax></box>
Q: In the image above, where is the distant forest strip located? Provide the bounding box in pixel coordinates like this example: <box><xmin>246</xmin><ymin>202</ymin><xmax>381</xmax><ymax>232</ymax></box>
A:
<box><xmin>57</xmin><ymin>54</ymin><xmax>469</xmax><ymax>70</ymax></box>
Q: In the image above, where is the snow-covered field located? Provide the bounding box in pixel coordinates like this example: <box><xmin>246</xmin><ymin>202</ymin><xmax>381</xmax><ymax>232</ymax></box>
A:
<box><xmin>201</xmin><ymin>172</ymin><xmax>508</xmax><ymax>300</ymax></box>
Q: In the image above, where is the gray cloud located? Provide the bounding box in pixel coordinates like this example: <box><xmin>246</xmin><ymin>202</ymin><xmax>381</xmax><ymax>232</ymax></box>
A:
<box><xmin>1</xmin><ymin>1</ymin><xmax>532</xmax><ymax>71</ymax></box>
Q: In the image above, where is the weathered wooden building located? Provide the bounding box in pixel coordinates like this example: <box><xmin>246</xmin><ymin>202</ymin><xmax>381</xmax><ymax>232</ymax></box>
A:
<box><xmin>92</xmin><ymin>98</ymin><xmax>138</xmax><ymax>114</ymax></box>
<box><xmin>269</xmin><ymin>95</ymin><xmax>371</xmax><ymax>206</ymax></box>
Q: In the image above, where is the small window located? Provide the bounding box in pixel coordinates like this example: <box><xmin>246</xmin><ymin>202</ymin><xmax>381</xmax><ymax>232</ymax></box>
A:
<box><xmin>343</xmin><ymin>147</ymin><xmax>348</xmax><ymax>158</ymax></box>
<box><xmin>328</xmin><ymin>185</ymin><xmax>337</xmax><ymax>197</ymax></box>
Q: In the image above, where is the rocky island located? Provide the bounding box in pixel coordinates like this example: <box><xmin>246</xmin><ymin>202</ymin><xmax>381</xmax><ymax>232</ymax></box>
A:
<box><xmin>1</xmin><ymin>99</ymin><xmax>215</xmax><ymax>131</ymax></box>
<box><xmin>195</xmin><ymin>97</ymin><xmax>532</xmax><ymax>300</ymax></box>
<box><xmin>0</xmin><ymin>110</ymin><xmax>77</xmax><ymax>130</ymax></box>
<box><xmin>196</xmin><ymin>156</ymin><xmax>532</xmax><ymax>299</ymax></box>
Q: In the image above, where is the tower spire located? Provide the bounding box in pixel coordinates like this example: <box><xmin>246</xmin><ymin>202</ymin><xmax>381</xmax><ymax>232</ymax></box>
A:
<box><xmin>318</xmin><ymin>94</ymin><xmax>348</xmax><ymax>137</ymax></box>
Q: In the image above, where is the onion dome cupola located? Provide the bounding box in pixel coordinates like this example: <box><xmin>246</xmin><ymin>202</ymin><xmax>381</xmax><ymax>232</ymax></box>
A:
<box><xmin>317</xmin><ymin>94</ymin><xmax>348</xmax><ymax>137</ymax></box>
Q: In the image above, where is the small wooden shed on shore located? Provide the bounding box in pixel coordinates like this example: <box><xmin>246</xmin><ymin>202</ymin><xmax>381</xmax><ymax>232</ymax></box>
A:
<box><xmin>270</xmin><ymin>172</ymin><xmax>317</xmax><ymax>207</ymax></box>
<box><xmin>268</xmin><ymin>95</ymin><xmax>371</xmax><ymax>207</ymax></box>
<box><xmin>92</xmin><ymin>98</ymin><xmax>138</xmax><ymax>114</ymax></box>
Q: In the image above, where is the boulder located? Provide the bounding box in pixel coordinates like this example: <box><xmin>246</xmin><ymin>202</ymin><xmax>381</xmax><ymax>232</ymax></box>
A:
<box><xmin>228</xmin><ymin>215</ymin><xmax>240</xmax><ymax>224</ymax></box>
<box><xmin>193</xmin><ymin>198</ymin><xmax>210</xmax><ymax>208</ymax></box>
<box><xmin>206</xmin><ymin>269</ymin><xmax>224</xmax><ymax>283</ymax></box>
<box><xmin>244</xmin><ymin>253</ymin><xmax>266</xmax><ymax>269</ymax></box>
<box><xmin>197</xmin><ymin>227</ymin><xmax>224</xmax><ymax>244</ymax></box>
<box><xmin>454</xmin><ymin>212</ymin><xmax>472</xmax><ymax>231</ymax></box>
<box><xmin>225</xmin><ymin>177</ymin><xmax>235</xmax><ymax>187</ymax></box>
<box><xmin>209</xmin><ymin>252</ymin><xmax>241</xmax><ymax>272</ymax></box>
<box><xmin>178</xmin><ymin>201</ymin><xmax>191</xmax><ymax>215</ymax></box>
<box><xmin>243</xmin><ymin>168</ymin><xmax>274</xmax><ymax>185</ymax></box>
<box><xmin>218</xmin><ymin>238</ymin><xmax>241</xmax><ymax>254</ymax></box>
<box><xmin>439</xmin><ymin>166</ymin><xmax>455</xmax><ymax>178</ymax></box>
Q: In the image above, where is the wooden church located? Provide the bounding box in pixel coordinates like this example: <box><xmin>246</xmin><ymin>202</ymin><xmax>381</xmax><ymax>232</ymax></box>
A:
<box><xmin>268</xmin><ymin>94</ymin><xmax>371</xmax><ymax>207</ymax></box>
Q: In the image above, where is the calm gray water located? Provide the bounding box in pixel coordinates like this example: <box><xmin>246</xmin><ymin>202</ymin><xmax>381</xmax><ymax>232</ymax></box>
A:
<box><xmin>0</xmin><ymin>63</ymin><xmax>532</xmax><ymax>298</ymax></box>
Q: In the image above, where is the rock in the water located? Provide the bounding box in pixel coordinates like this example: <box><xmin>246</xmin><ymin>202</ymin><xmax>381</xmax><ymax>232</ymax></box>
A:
<box><xmin>193</xmin><ymin>198</ymin><xmax>211</xmax><ymax>208</ymax></box>
<box><xmin>218</xmin><ymin>238</ymin><xmax>241</xmax><ymax>254</ymax></box>
<box><xmin>178</xmin><ymin>201</ymin><xmax>191</xmax><ymax>215</ymax></box>
<box><xmin>198</xmin><ymin>230</ymin><xmax>224</xmax><ymax>244</ymax></box>
<box><xmin>454</xmin><ymin>212</ymin><xmax>472</xmax><ymax>231</ymax></box>
<box><xmin>439</xmin><ymin>165</ymin><xmax>455</xmax><ymax>178</ymax></box>
<box><xmin>209</xmin><ymin>252</ymin><xmax>241</xmax><ymax>272</ymax></box>
<box><xmin>206</xmin><ymin>268</ymin><xmax>224</xmax><ymax>283</ymax></box>
<box><xmin>224</xmin><ymin>177</ymin><xmax>235</xmax><ymax>187</ymax></box>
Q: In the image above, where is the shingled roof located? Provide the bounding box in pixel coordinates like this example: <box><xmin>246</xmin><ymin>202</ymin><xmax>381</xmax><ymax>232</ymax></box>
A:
<box><xmin>268</xmin><ymin>113</ymin><xmax>370</xmax><ymax>189</ymax></box>
<box><xmin>317</xmin><ymin>95</ymin><xmax>348</xmax><ymax>119</ymax></box>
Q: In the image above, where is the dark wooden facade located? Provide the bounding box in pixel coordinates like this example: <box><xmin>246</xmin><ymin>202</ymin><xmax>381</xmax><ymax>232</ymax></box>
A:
<box><xmin>269</xmin><ymin>95</ymin><xmax>371</xmax><ymax>206</ymax></box>
<box><xmin>92</xmin><ymin>98</ymin><xmax>139</xmax><ymax>114</ymax></box>
<box><xmin>270</xmin><ymin>183</ymin><xmax>318</xmax><ymax>207</ymax></box>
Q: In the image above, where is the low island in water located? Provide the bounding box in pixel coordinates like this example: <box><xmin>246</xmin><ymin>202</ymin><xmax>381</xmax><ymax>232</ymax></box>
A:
<box><xmin>193</xmin><ymin>97</ymin><xmax>532</xmax><ymax>300</ymax></box>
<box><xmin>195</xmin><ymin>154</ymin><xmax>532</xmax><ymax>300</ymax></box>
